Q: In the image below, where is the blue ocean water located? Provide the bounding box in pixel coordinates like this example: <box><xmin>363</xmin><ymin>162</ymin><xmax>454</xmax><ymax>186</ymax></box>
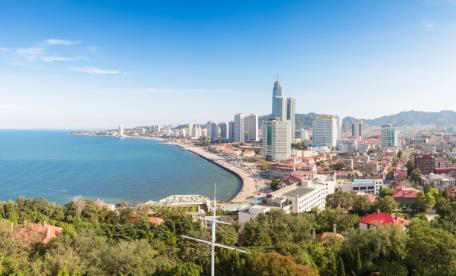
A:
<box><xmin>0</xmin><ymin>130</ymin><xmax>242</xmax><ymax>204</ymax></box>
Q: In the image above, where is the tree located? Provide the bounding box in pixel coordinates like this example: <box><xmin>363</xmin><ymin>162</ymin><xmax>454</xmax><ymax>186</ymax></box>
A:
<box><xmin>415</xmin><ymin>191</ymin><xmax>435</xmax><ymax>213</ymax></box>
<box><xmin>410</xmin><ymin>168</ymin><xmax>422</xmax><ymax>184</ymax></box>
<box><xmin>326</xmin><ymin>191</ymin><xmax>354</xmax><ymax>210</ymax></box>
<box><xmin>331</xmin><ymin>162</ymin><xmax>345</xmax><ymax>171</ymax></box>
<box><xmin>406</xmin><ymin>160</ymin><xmax>414</xmax><ymax>177</ymax></box>
<box><xmin>270</xmin><ymin>179</ymin><xmax>280</xmax><ymax>191</ymax></box>
<box><xmin>316</xmin><ymin>208</ymin><xmax>358</xmax><ymax>233</ymax></box>
<box><xmin>407</xmin><ymin>219</ymin><xmax>456</xmax><ymax>275</ymax></box>
<box><xmin>370</xmin><ymin>196</ymin><xmax>398</xmax><ymax>213</ymax></box>
<box><xmin>337</xmin><ymin>257</ymin><xmax>347</xmax><ymax>276</ymax></box>
<box><xmin>379</xmin><ymin>186</ymin><xmax>393</xmax><ymax>198</ymax></box>
<box><xmin>251</xmin><ymin>253</ymin><xmax>317</xmax><ymax>276</ymax></box>
<box><xmin>351</xmin><ymin>195</ymin><xmax>372</xmax><ymax>216</ymax></box>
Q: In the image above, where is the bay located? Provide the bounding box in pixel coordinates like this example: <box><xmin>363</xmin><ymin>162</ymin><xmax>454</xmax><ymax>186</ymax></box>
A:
<box><xmin>0</xmin><ymin>130</ymin><xmax>242</xmax><ymax>204</ymax></box>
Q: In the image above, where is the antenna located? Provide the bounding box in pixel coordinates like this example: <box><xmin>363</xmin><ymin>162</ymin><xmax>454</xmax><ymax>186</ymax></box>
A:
<box><xmin>182</xmin><ymin>183</ymin><xmax>249</xmax><ymax>276</ymax></box>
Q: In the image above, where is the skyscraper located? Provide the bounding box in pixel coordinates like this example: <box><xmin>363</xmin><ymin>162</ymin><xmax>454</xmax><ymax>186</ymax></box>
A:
<box><xmin>272</xmin><ymin>80</ymin><xmax>287</xmax><ymax>120</ymax></box>
<box><xmin>352</xmin><ymin>120</ymin><xmax>363</xmax><ymax>138</ymax></box>
<box><xmin>228</xmin><ymin>121</ymin><xmax>235</xmax><ymax>142</ymax></box>
<box><xmin>271</xmin><ymin>79</ymin><xmax>295</xmax><ymax>140</ymax></box>
<box><xmin>234</xmin><ymin>113</ymin><xmax>245</xmax><ymax>142</ymax></box>
<box><xmin>263</xmin><ymin>118</ymin><xmax>291</xmax><ymax>161</ymax></box>
<box><xmin>207</xmin><ymin>121</ymin><xmax>220</xmax><ymax>141</ymax></box>
<box><xmin>286</xmin><ymin>97</ymin><xmax>296</xmax><ymax>140</ymax></box>
<box><xmin>381</xmin><ymin>124</ymin><xmax>400</xmax><ymax>148</ymax></box>
<box><xmin>218</xmin><ymin>122</ymin><xmax>229</xmax><ymax>141</ymax></box>
<box><xmin>244</xmin><ymin>114</ymin><xmax>259</xmax><ymax>142</ymax></box>
<box><xmin>312</xmin><ymin>115</ymin><xmax>339</xmax><ymax>148</ymax></box>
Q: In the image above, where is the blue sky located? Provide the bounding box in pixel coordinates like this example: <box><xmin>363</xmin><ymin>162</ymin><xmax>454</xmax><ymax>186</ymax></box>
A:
<box><xmin>1</xmin><ymin>0</ymin><xmax>456</xmax><ymax>129</ymax></box>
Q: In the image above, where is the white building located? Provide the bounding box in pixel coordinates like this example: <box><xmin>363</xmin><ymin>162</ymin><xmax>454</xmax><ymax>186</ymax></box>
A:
<box><xmin>118</xmin><ymin>125</ymin><xmax>124</xmax><ymax>137</ymax></box>
<box><xmin>263</xmin><ymin>119</ymin><xmax>291</xmax><ymax>161</ymax></box>
<box><xmin>312</xmin><ymin>115</ymin><xmax>340</xmax><ymax>148</ymax></box>
<box><xmin>218</xmin><ymin>122</ymin><xmax>229</xmax><ymax>140</ymax></box>
<box><xmin>287</xmin><ymin>97</ymin><xmax>296</xmax><ymax>140</ymax></box>
<box><xmin>238</xmin><ymin>205</ymin><xmax>271</xmax><ymax>224</ymax></box>
<box><xmin>381</xmin><ymin>124</ymin><xmax>400</xmax><ymax>148</ymax></box>
<box><xmin>269</xmin><ymin>183</ymin><xmax>326</xmax><ymax>213</ymax></box>
<box><xmin>352</xmin><ymin>120</ymin><xmax>363</xmax><ymax>138</ymax></box>
<box><xmin>234</xmin><ymin>113</ymin><xmax>245</xmax><ymax>142</ymax></box>
<box><xmin>244</xmin><ymin>114</ymin><xmax>259</xmax><ymax>142</ymax></box>
<box><xmin>339</xmin><ymin>179</ymin><xmax>384</xmax><ymax>195</ymax></box>
<box><xmin>337</xmin><ymin>138</ymin><xmax>358</xmax><ymax>154</ymax></box>
<box><xmin>429</xmin><ymin>173</ymin><xmax>456</xmax><ymax>191</ymax></box>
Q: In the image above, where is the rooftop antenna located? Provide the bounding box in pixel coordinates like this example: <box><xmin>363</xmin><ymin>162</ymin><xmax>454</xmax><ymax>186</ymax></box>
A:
<box><xmin>182</xmin><ymin>183</ymin><xmax>249</xmax><ymax>276</ymax></box>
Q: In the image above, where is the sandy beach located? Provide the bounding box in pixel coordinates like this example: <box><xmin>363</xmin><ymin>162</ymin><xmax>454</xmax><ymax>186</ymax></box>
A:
<box><xmin>171</xmin><ymin>142</ymin><xmax>257</xmax><ymax>203</ymax></box>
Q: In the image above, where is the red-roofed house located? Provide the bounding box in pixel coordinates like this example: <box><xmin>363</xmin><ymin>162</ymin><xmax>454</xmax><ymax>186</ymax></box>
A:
<box><xmin>148</xmin><ymin>217</ymin><xmax>165</xmax><ymax>225</ymax></box>
<box><xmin>393</xmin><ymin>187</ymin><xmax>420</xmax><ymax>206</ymax></box>
<box><xmin>13</xmin><ymin>223</ymin><xmax>63</xmax><ymax>244</ymax></box>
<box><xmin>359</xmin><ymin>212</ymin><xmax>410</xmax><ymax>230</ymax></box>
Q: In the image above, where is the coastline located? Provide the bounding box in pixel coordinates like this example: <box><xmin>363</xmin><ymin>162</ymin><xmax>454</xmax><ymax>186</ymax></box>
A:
<box><xmin>168</xmin><ymin>142</ymin><xmax>256</xmax><ymax>203</ymax></box>
<box><xmin>73</xmin><ymin>133</ymin><xmax>255</xmax><ymax>203</ymax></box>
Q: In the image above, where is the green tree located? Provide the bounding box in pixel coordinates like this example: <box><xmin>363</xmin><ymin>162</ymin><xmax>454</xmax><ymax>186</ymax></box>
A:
<box><xmin>371</xmin><ymin>196</ymin><xmax>398</xmax><ymax>213</ymax></box>
<box><xmin>351</xmin><ymin>194</ymin><xmax>372</xmax><ymax>216</ymax></box>
<box><xmin>337</xmin><ymin>257</ymin><xmax>347</xmax><ymax>276</ymax></box>
<box><xmin>270</xmin><ymin>179</ymin><xmax>280</xmax><ymax>191</ymax></box>
<box><xmin>379</xmin><ymin>186</ymin><xmax>393</xmax><ymax>198</ymax></box>
<box><xmin>406</xmin><ymin>160</ymin><xmax>414</xmax><ymax>177</ymax></box>
<box><xmin>326</xmin><ymin>190</ymin><xmax>354</xmax><ymax>210</ymax></box>
<box><xmin>410</xmin><ymin>168</ymin><xmax>422</xmax><ymax>184</ymax></box>
<box><xmin>251</xmin><ymin>253</ymin><xmax>317</xmax><ymax>276</ymax></box>
<box><xmin>416</xmin><ymin>191</ymin><xmax>435</xmax><ymax>213</ymax></box>
<box><xmin>407</xmin><ymin>219</ymin><xmax>456</xmax><ymax>275</ymax></box>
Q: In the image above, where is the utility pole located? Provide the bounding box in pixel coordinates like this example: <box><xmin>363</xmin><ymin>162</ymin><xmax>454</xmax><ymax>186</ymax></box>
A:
<box><xmin>182</xmin><ymin>183</ymin><xmax>249</xmax><ymax>276</ymax></box>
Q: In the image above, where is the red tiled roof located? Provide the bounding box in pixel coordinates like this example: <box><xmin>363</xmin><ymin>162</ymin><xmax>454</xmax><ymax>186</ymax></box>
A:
<box><xmin>359</xmin><ymin>212</ymin><xmax>409</xmax><ymax>227</ymax></box>
<box><xmin>148</xmin><ymin>217</ymin><xmax>165</xmax><ymax>225</ymax></box>
<box><xmin>13</xmin><ymin>223</ymin><xmax>63</xmax><ymax>244</ymax></box>
<box><xmin>393</xmin><ymin>188</ymin><xmax>420</xmax><ymax>199</ymax></box>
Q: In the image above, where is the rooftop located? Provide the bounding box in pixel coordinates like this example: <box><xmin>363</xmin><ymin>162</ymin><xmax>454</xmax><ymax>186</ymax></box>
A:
<box><xmin>282</xmin><ymin>186</ymin><xmax>314</xmax><ymax>198</ymax></box>
<box><xmin>359</xmin><ymin>212</ymin><xmax>410</xmax><ymax>228</ymax></box>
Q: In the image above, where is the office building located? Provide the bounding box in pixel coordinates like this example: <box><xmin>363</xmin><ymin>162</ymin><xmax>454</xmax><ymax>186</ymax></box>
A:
<box><xmin>244</xmin><ymin>114</ymin><xmax>259</xmax><ymax>142</ymax></box>
<box><xmin>312</xmin><ymin>115</ymin><xmax>340</xmax><ymax>148</ymax></box>
<box><xmin>234</xmin><ymin>113</ymin><xmax>245</xmax><ymax>142</ymax></box>
<box><xmin>286</xmin><ymin>97</ymin><xmax>296</xmax><ymax>140</ymax></box>
<box><xmin>207</xmin><ymin>121</ymin><xmax>220</xmax><ymax>141</ymax></box>
<box><xmin>263</xmin><ymin>119</ymin><xmax>291</xmax><ymax>161</ymax></box>
<box><xmin>228</xmin><ymin>121</ymin><xmax>235</xmax><ymax>142</ymax></box>
<box><xmin>381</xmin><ymin>124</ymin><xmax>400</xmax><ymax>148</ymax></box>
<box><xmin>352</xmin><ymin>120</ymin><xmax>362</xmax><ymax>138</ymax></box>
<box><xmin>218</xmin><ymin>122</ymin><xmax>229</xmax><ymax>140</ymax></box>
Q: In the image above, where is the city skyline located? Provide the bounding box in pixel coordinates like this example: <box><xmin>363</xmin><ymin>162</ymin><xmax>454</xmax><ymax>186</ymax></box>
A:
<box><xmin>2</xmin><ymin>0</ymin><xmax>456</xmax><ymax>128</ymax></box>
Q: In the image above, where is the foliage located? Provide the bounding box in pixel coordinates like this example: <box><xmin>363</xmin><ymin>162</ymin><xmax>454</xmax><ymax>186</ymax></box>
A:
<box><xmin>410</xmin><ymin>168</ymin><xmax>422</xmax><ymax>183</ymax></box>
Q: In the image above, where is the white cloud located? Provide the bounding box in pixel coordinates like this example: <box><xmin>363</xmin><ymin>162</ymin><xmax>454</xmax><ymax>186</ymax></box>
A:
<box><xmin>71</xmin><ymin>67</ymin><xmax>121</xmax><ymax>75</ymax></box>
<box><xmin>422</xmin><ymin>21</ymin><xmax>435</xmax><ymax>30</ymax></box>
<box><xmin>40</xmin><ymin>56</ymin><xmax>79</xmax><ymax>62</ymax></box>
<box><xmin>16</xmin><ymin>47</ymin><xmax>44</xmax><ymax>61</ymax></box>
<box><xmin>88</xmin><ymin>46</ymin><xmax>97</xmax><ymax>52</ymax></box>
<box><xmin>45</xmin><ymin>39</ymin><xmax>81</xmax><ymax>46</ymax></box>
<box><xmin>0</xmin><ymin>47</ymin><xmax>7</xmax><ymax>52</ymax></box>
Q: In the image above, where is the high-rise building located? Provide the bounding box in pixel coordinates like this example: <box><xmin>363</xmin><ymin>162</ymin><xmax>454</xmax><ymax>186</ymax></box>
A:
<box><xmin>381</xmin><ymin>124</ymin><xmax>399</xmax><ymax>148</ymax></box>
<box><xmin>218</xmin><ymin>122</ymin><xmax>229</xmax><ymax>140</ymax></box>
<box><xmin>271</xmin><ymin>79</ymin><xmax>296</xmax><ymax>140</ymax></box>
<box><xmin>234</xmin><ymin>113</ymin><xmax>245</xmax><ymax>142</ymax></box>
<box><xmin>228</xmin><ymin>121</ymin><xmax>235</xmax><ymax>142</ymax></box>
<box><xmin>244</xmin><ymin>114</ymin><xmax>259</xmax><ymax>142</ymax></box>
<box><xmin>263</xmin><ymin>119</ymin><xmax>291</xmax><ymax>161</ymax></box>
<box><xmin>207</xmin><ymin>121</ymin><xmax>220</xmax><ymax>141</ymax></box>
<box><xmin>286</xmin><ymin>97</ymin><xmax>296</xmax><ymax>140</ymax></box>
<box><xmin>312</xmin><ymin>115</ymin><xmax>339</xmax><ymax>148</ymax></box>
<box><xmin>352</xmin><ymin>120</ymin><xmax>363</xmax><ymax>138</ymax></box>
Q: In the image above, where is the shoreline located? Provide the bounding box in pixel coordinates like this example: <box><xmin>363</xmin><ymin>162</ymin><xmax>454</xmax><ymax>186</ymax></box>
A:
<box><xmin>168</xmin><ymin>142</ymin><xmax>257</xmax><ymax>203</ymax></box>
<box><xmin>73</xmin><ymin>133</ymin><xmax>255</xmax><ymax>203</ymax></box>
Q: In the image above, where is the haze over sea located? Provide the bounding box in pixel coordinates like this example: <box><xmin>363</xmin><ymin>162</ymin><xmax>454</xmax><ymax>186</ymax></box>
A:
<box><xmin>0</xmin><ymin>130</ymin><xmax>241</xmax><ymax>204</ymax></box>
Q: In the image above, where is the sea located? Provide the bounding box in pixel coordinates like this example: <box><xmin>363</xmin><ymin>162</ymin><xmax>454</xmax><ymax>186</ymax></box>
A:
<box><xmin>0</xmin><ymin>130</ymin><xmax>242</xmax><ymax>204</ymax></box>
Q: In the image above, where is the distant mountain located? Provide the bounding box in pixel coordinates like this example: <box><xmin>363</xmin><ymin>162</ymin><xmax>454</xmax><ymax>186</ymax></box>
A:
<box><xmin>342</xmin><ymin>110</ymin><xmax>456</xmax><ymax>127</ymax></box>
<box><xmin>263</xmin><ymin>110</ymin><xmax>456</xmax><ymax>129</ymax></box>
